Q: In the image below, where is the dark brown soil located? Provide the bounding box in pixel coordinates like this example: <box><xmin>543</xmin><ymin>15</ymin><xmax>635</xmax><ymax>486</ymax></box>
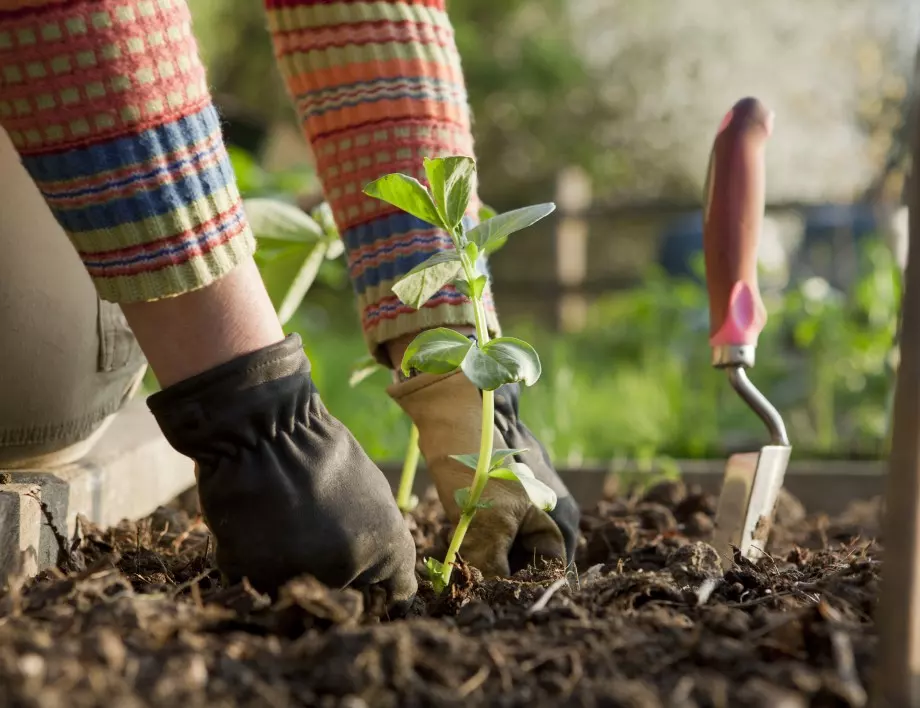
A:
<box><xmin>0</xmin><ymin>480</ymin><xmax>881</xmax><ymax>708</ymax></box>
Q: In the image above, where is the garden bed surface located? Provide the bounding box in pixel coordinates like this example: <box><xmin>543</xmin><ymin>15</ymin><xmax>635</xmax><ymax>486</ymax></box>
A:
<box><xmin>0</xmin><ymin>481</ymin><xmax>881</xmax><ymax>707</ymax></box>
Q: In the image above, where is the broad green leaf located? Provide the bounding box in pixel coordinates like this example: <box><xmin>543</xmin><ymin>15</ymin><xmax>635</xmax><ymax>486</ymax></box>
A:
<box><xmin>449</xmin><ymin>453</ymin><xmax>480</xmax><ymax>470</ymax></box>
<box><xmin>348</xmin><ymin>355</ymin><xmax>384</xmax><ymax>388</ymax></box>
<box><xmin>461</xmin><ymin>337</ymin><xmax>542</xmax><ymax>390</ymax></box>
<box><xmin>478</xmin><ymin>203</ymin><xmax>497</xmax><ymax>222</ymax></box>
<box><xmin>464</xmin><ymin>241</ymin><xmax>479</xmax><ymax>264</ymax></box>
<box><xmin>402</xmin><ymin>328</ymin><xmax>473</xmax><ymax>377</ymax></box>
<box><xmin>425</xmin><ymin>557</ymin><xmax>447</xmax><ymax>594</ymax></box>
<box><xmin>466</xmin><ymin>203</ymin><xmax>556</xmax><ymax>254</ymax></box>
<box><xmin>391</xmin><ymin>251</ymin><xmax>463</xmax><ymax>309</ymax></box>
<box><xmin>476</xmin><ymin>499</ymin><xmax>495</xmax><ymax>510</ymax></box>
<box><xmin>453</xmin><ymin>278</ymin><xmax>472</xmax><ymax>298</ymax></box>
<box><xmin>490</xmin><ymin>448</ymin><xmax>528</xmax><ymax>469</ymax></box>
<box><xmin>244</xmin><ymin>198</ymin><xmax>325</xmax><ymax>243</ymax></box>
<box><xmin>424</xmin><ymin>156</ymin><xmax>476</xmax><ymax>230</ymax></box>
<box><xmin>277</xmin><ymin>243</ymin><xmax>327</xmax><ymax>326</ymax></box>
<box><xmin>454</xmin><ymin>487</ymin><xmax>472</xmax><ymax>511</ymax></box>
<box><xmin>489</xmin><ymin>463</ymin><xmax>556</xmax><ymax>511</ymax></box>
<box><xmin>364</xmin><ymin>174</ymin><xmax>445</xmax><ymax>228</ymax></box>
<box><xmin>481</xmin><ymin>337</ymin><xmax>542</xmax><ymax>386</ymax></box>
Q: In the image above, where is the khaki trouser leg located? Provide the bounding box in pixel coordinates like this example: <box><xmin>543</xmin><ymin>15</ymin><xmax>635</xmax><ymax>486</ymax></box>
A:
<box><xmin>0</xmin><ymin>128</ymin><xmax>147</xmax><ymax>468</ymax></box>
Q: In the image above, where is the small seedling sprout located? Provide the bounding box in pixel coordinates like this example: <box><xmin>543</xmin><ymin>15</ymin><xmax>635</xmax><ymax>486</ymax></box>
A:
<box><xmin>364</xmin><ymin>156</ymin><xmax>558</xmax><ymax>593</ymax></box>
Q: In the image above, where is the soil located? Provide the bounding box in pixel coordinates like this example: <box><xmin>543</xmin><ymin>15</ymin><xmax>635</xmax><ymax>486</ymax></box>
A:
<box><xmin>0</xmin><ymin>480</ymin><xmax>882</xmax><ymax>708</ymax></box>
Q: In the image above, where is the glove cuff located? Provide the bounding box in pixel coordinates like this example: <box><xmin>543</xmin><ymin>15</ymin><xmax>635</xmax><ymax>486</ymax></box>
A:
<box><xmin>148</xmin><ymin>333</ymin><xmax>313</xmax><ymax>454</ymax></box>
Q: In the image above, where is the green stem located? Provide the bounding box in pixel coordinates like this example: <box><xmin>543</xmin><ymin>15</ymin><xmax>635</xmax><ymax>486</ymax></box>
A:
<box><xmin>437</xmin><ymin>251</ymin><xmax>495</xmax><ymax>591</ymax></box>
<box><xmin>396</xmin><ymin>424</ymin><xmax>420</xmax><ymax>512</ymax></box>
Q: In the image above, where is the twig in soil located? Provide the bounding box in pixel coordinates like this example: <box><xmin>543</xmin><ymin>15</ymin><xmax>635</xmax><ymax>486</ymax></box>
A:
<box><xmin>818</xmin><ymin>600</ymin><xmax>868</xmax><ymax>707</ymax></box>
<box><xmin>486</xmin><ymin>645</ymin><xmax>512</xmax><ymax>693</ymax></box>
<box><xmin>171</xmin><ymin>567</ymin><xmax>218</xmax><ymax>598</ymax></box>
<box><xmin>527</xmin><ymin>577</ymin><xmax>569</xmax><ymax>616</ymax></box>
<box><xmin>457</xmin><ymin>666</ymin><xmax>490</xmax><ymax>698</ymax></box>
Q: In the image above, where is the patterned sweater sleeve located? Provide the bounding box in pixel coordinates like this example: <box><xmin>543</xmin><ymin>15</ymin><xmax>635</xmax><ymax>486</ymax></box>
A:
<box><xmin>264</xmin><ymin>0</ymin><xmax>500</xmax><ymax>355</ymax></box>
<box><xmin>0</xmin><ymin>0</ymin><xmax>256</xmax><ymax>303</ymax></box>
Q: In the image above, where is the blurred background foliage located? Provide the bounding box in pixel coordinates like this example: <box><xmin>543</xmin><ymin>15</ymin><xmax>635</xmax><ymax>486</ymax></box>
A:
<box><xmin>177</xmin><ymin>0</ymin><xmax>916</xmax><ymax>464</ymax></box>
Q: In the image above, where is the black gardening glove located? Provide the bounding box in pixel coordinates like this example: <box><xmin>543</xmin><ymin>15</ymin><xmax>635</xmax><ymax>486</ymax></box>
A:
<box><xmin>148</xmin><ymin>334</ymin><xmax>417</xmax><ymax>609</ymax></box>
<box><xmin>493</xmin><ymin>382</ymin><xmax>581</xmax><ymax>571</ymax></box>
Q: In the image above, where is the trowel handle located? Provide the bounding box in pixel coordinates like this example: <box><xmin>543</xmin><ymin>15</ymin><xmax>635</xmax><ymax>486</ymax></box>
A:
<box><xmin>703</xmin><ymin>97</ymin><xmax>773</xmax><ymax>352</ymax></box>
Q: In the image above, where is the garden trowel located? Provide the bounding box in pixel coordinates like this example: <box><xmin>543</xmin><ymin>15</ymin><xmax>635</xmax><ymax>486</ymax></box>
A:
<box><xmin>703</xmin><ymin>97</ymin><xmax>792</xmax><ymax>569</ymax></box>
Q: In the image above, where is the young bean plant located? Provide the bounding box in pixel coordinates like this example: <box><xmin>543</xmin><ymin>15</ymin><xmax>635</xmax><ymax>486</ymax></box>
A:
<box><xmin>364</xmin><ymin>156</ymin><xmax>558</xmax><ymax>593</ymax></box>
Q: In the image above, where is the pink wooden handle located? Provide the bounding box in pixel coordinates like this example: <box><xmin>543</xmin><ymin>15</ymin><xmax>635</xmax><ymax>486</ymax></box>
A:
<box><xmin>703</xmin><ymin>97</ymin><xmax>773</xmax><ymax>347</ymax></box>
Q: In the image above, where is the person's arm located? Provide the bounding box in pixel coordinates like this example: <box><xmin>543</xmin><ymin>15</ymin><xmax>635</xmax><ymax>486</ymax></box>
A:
<box><xmin>264</xmin><ymin>0</ymin><xmax>500</xmax><ymax>363</ymax></box>
<box><xmin>0</xmin><ymin>0</ymin><xmax>283</xmax><ymax>386</ymax></box>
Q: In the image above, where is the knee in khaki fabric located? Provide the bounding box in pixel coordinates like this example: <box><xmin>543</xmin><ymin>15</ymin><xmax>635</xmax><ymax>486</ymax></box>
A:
<box><xmin>0</xmin><ymin>128</ymin><xmax>147</xmax><ymax>467</ymax></box>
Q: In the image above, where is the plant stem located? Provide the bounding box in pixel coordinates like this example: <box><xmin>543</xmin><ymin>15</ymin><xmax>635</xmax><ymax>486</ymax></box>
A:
<box><xmin>437</xmin><ymin>254</ymin><xmax>495</xmax><ymax>590</ymax></box>
<box><xmin>396</xmin><ymin>424</ymin><xmax>420</xmax><ymax>512</ymax></box>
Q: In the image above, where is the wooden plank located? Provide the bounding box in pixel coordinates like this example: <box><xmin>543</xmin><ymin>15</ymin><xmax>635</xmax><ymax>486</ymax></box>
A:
<box><xmin>873</xmin><ymin>72</ymin><xmax>920</xmax><ymax>706</ymax></box>
<box><xmin>378</xmin><ymin>458</ymin><xmax>886</xmax><ymax>517</ymax></box>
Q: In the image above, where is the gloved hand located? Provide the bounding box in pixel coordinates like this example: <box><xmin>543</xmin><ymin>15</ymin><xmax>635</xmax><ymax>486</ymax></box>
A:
<box><xmin>148</xmin><ymin>334</ymin><xmax>417</xmax><ymax>610</ymax></box>
<box><xmin>388</xmin><ymin>371</ymin><xmax>580</xmax><ymax>577</ymax></box>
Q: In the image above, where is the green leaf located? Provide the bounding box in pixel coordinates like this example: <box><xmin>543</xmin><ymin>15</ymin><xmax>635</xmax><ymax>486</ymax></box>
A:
<box><xmin>402</xmin><ymin>328</ymin><xmax>473</xmax><ymax>377</ymax></box>
<box><xmin>453</xmin><ymin>278</ymin><xmax>472</xmax><ymax>298</ymax></box>
<box><xmin>476</xmin><ymin>499</ymin><xmax>495</xmax><ymax>510</ymax></box>
<box><xmin>481</xmin><ymin>337</ymin><xmax>542</xmax><ymax>386</ymax></box>
<box><xmin>391</xmin><ymin>252</ymin><xmax>463</xmax><ymax>309</ymax></box>
<box><xmin>478</xmin><ymin>203</ymin><xmax>497</xmax><ymax>222</ymax></box>
<box><xmin>470</xmin><ymin>275</ymin><xmax>487</xmax><ymax>299</ymax></box>
<box><xmin>277</xmin><ymin>243</ymin><xmax>328</xmax><ymax>326</ymax></box>
<box><xmin>518</xmin><ymin>475</ymin><xmax>557</xmax><ymax>512</ymax></box>
<box><xmin>464</xmin><ymin>241</ymin><xmax>479</xmax><ymax>264</ymax></box>
<box><xmin>244</xmin><ymin>198</ymin><xmax>325</xmax><ymax>243</ymax></box>
<box><xmin>454</xmin><ymin>487</ymin><xmax>472</xmax><ymax>511</ymax></box>
<box><xmin>363</xmin><ymin>174</ymin><xmax>445</xmax><ymax>228</ymax></box>
<box><xmin>425</xmin><ymin>557</ymin><xmax>447</xmax><ymax>594</ymax></box>
<box><xmin>490</xmin><ymin>448</ymin><xmax>528</xmax><ymax>469</ymax></box>
<box><xmin>449</xmin><ymin>453</ymin><xmax>480</xmax><ymax>470</ymax></box>
<box><xmin>424</xmin><ymin>156</ymin><xmax>476</xmax><ymax>230</ymax></box>
<box><xmin>489</xmin><ymin>463</ymin><xmax>556</xmax><ymax>511</ymax></box>
<box><xmin>348</xmin><ymin>355</ymin><xmax>384</xmax><ymax>388</ymax></box>
<box><xmin>460</xmin><ymin>337</ymin><xmax>542</xmax><ymax>390</ymax></box>
<box><xmin>466</xmin><ymin>203</ymin><xmax>556</xmax><ymax>254</ymax></box>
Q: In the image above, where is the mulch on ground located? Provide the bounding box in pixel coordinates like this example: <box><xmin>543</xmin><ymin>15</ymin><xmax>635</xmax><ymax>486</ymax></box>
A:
<box><xmin>0</xmin><ymin>480</ymin><xmax>882</xmax><ymax>707</ymax></box>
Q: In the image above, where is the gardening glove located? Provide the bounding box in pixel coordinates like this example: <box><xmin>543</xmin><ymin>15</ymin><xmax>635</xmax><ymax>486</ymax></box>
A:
<box><xmin>148</xmin><ymin>334</ymin><xmax>417</xmax><ymax>609</ymax></box>
<box><xmin>388</xmin><ymin>370</ymin><xmax>580</xmax><ymax>578</ymax></box>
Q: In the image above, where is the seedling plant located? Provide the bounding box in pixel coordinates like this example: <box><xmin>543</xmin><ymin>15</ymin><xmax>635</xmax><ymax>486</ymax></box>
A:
<box><xmin>364</xmin><ymin>156</ymin><xmax>558</xmax><ymax>593</ymax></box>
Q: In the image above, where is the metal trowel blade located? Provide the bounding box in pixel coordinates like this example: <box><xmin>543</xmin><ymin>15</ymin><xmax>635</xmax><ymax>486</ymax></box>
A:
<box><xmin>712</xmin><ymin>445</ymin><xmax>793</xmax><ymax>570</ymax></box>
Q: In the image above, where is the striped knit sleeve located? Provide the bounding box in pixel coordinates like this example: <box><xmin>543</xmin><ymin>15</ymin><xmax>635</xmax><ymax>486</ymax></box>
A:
<box><xmin>264</xmin><ymin>0</ymin><xmax>500</xmax><ymax>355</ymax></box>
<box><xmin>0</xmin><ymin>0</ymin><xmax>255</xmax><ymax>303</ymax></box>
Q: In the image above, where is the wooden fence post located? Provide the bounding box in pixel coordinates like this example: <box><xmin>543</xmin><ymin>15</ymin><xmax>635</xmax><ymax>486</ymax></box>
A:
<box><xmin>554</xmin><ymin>167</ymin><xmax>593</xmax><ymax>332</ymax></box>
<box><xmin>873</xmin><ymin>65</ymin><xmax>920</xmax><ymax>707</ymax></box>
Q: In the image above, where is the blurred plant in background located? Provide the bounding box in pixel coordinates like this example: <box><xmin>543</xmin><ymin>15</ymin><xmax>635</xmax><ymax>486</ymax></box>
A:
<box><xmin>169</xmin><ymin>1</ymin><xmax>908</xmax><ymax>466</ymax></box>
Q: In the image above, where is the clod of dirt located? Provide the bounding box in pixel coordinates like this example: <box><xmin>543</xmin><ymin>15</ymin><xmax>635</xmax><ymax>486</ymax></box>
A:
<box><xmin>636</xmin><ymin>502</ymin><xmax>679</xmax><ymax>533</ymax></box>
<box><xmin>666</xmin><ymin>541</ymin><xmax>722</xmax><ymax>587</ymax></box>
<box><xmin>641</xmin><ymin>479</ymin><xmax>687</xmax><ymax>508</ymax></box>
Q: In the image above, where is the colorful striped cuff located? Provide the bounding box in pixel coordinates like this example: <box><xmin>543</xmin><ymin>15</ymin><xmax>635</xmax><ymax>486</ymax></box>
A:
<box><xmin>266</xmin><ymin>0</ymin><xmax>499</xmax><ymax>354</ymax></box>
<box><xmin>0</xmin><ymin>0</ymin><xmax>255</xmax><ymax>302</ymax></box>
